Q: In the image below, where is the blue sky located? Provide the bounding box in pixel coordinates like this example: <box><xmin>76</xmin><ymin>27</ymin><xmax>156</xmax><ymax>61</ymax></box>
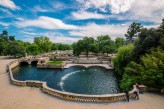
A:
<box><xmin>0</xmin><ymin>0</ymin><xmax>164</xmax><ymax>43</ymax></box>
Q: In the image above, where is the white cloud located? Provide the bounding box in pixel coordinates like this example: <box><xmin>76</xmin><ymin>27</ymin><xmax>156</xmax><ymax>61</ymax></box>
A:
<box><xmin>71</xmin><ymin>11</ymin><xmax>109</xmax><ymax>20</ymax></box>
<box><xmin>21</xmin><ymin>32</ymin><xmax>80</xmax><ymax>44</ymax></box>
<box><xmin>21</xmin><ymin>31</ymin><xmax>42</xmax><ymax>36</ymax></box>
<box><xmin>0</xmin><ymin>0</ymin><xmax>21</xmax><ymax>10</ymax></box>
<box><xmin>76</xmin><ymin>0</ymin><xmax>135</xmax><ymax>14</ymax></box>
<box><xmin>0</xmin><ymin>8</ymin><xmax>12</xmax><ymax>15</ymax></box>
<box><xmin>16</xmin><ymin>16</ymin><xmax>78</xmax><ymax>30</ymax></box>
<box><xmin>42</xmin><ymin>32</ymin><xmax>80</xmax><ymax>44</ymax></box>
<box><xmin>76</xmin><ymin>0</ymin><xmax>164</xmax><ymax>23</ymax></box>
<box><xmin>33</xmin><ymin>5</ymin><xmax>50</xmax><ymax>12</ymax></box>
<box><xmin>69</xmin><ymin>23</ymin><xmax>128</xmax><ymax>40</ymax></box>
<box><xmin>0</xmin><ymin>21</ymin><xmax>9</xmax><ymax>26</ymax></box>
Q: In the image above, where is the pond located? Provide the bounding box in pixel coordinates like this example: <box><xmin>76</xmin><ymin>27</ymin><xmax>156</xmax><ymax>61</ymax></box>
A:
<box><xmin>12</xmin><ymin>65</ymin><xmax>119</xmax><ymax>95</ymax></box>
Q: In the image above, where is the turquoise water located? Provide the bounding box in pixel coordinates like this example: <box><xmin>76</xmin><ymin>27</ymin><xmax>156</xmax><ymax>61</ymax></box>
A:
<box><xmin>12</xmin><ymin>65</ymin><xmax>119</xmax><ymax>95</ymax></box>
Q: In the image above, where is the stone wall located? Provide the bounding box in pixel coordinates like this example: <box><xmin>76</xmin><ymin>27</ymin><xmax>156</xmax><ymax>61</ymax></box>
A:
<box><xmin>37</xmin><ymin>61</ymin><xmax>66</xmax><ymax>69</ymax></box>
<box><xmin>7</xmin><ymin>60</ymin><xmax>164</xmax><ymax>103</ymax></box>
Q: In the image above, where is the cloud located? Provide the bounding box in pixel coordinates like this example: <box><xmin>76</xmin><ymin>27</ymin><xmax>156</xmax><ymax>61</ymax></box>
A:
<box><xmin>69</xmin><ymin>23</ymin><xmax>128</xmax><ymax>40</ymax></box>
<box><xmin>41</xmin><ymin>32</ymin><xmax>80</xmax><ymax>44</ymax></box>
<box><xmin>0</xmin><ymin>8</ymin><xmax>13</xmax><ymax>15</ymax></box>
<box><xmin>71</xmin><ymin>11</ymin><xmax>109</xmax><ymax>20</ymax></box>
<box><xmin>16</xmin><ymin>16</ymin><xmax>78</xmax><ymax>30</ymax></box>
<box><xmin>76</xmin><ymin>0</ymin><xmax>164</xmax><ymax>23</ymax></box>
<box><xmin>76</xmin><ymin>0</ymin><xmax>135</xmax><ymax>14</ymax></box>
<box><xmin>0</xmin><ymin>21</ymin><xmax>9</xmax><ymax>26</ymax></box>
<box><xmin>33</xmin><ymin>5</ymin><xmax>51</xmax><ymax>12</ymax></box>
<box><xmin>21</xmin><ymin>31</ymin><xmax>42</xmax><ymax>36</ymax></box>
<box><xmin>0</xmin><ymin>0</ymin><xmax>21</xmax><ymax>10</ymax></box>
<box><xmin>21</xmin><ymin>32</ymin><xmax>80</xmax><ymax>44</ymax></box>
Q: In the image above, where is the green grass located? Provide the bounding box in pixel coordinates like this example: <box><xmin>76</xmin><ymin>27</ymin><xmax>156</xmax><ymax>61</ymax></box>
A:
<box><xmin>47</xmin><ymin>61</ymin><xmax>63</xmax><ymax>65</ymax></box>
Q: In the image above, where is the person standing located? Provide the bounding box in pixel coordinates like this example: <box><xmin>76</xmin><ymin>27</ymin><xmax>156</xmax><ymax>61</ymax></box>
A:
<box><xmin>125</xmin><ymin>89</ymin><xmax>129</xmax><ymax>102</ymax></box>
<box><xmin>135</xmin><ymin>83</ymin><xmax>140</xmax><ymax>99</ymax></box>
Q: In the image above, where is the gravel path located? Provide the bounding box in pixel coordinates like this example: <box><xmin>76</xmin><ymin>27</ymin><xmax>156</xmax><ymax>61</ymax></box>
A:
<box><xmin>0</xmin><ymin>58</ymin><xmax>164</xmax><ymax>109</ymax></box>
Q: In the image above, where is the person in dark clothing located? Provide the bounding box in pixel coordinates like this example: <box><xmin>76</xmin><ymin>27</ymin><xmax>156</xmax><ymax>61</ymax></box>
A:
<box><xmin>134</xmin><ymin>91</ymin><xmax>139</xmax><ymax>100</ymax></box>
<box><xmin>125</xmin><ymin>89</ymin><xmax>129</xmax><ymax>102</ymax></box>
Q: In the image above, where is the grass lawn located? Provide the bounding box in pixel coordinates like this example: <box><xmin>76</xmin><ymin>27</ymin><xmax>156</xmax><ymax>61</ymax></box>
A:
<box><xmin>47</xmin><ymin>61</ymin><xmax>63</xmax><ymax>65</ymax></box>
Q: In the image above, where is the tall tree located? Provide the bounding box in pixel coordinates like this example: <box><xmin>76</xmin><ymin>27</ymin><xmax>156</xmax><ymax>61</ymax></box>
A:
<box><xmin>115</xmin><ymin>37</ymin><xmax>125</xmax><ymax>52</ymax></box>
<box><xmin>81</xmin><ymin>37</ymin><xmax>95</xmax><ymax>58</ymax></box>
<box><xmin>125</xmin><ymin>22</ymin><xmax>142</xmax><ymax>44</ymax></box>
<box><xmin>0</xmin><ymin>30</ymin><xmax>9</xmax><ymax>40</ymax></box>
<box><xmin>0</xmin><ymin>38</ymin><xmax>6</xmax><ymax>55</ymax></box>
<box><xmin>133</xmin><ymin>28</ymin><xmax>162</xmax><ymax>61</ymax></box>
<box><xmin>34</xmin><ymin>36</ymin><xmax>52</xmax><ymax>52</ymax></box>
<box><xmin>27</xmin><ymin>44</ymin><xmax>40</xmax><ymax>55</ymax></box>
<box><xmin>9</xmin><ymin>36</ymin><xmax>15</xmax><ymax>41</ymax></box>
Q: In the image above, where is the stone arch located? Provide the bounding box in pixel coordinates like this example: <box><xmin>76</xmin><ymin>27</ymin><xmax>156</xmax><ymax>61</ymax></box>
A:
<box><xmin>31</xmin><ymin>61</ymin><xmax>38</xmax><ymax>66</ymax></box>
<box><xmin>19</xmin><ymin>61</ymin><xmax>29</xmax><ymax>65</ymax></box>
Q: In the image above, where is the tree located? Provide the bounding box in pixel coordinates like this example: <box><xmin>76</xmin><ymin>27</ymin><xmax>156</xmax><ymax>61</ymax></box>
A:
<box><xmin>0</xmin><ymin>38</ymin><xmax>6</xmax><ymax>55</ymax></box>
<box><xmin>72</xmin><ymin>37</ymin><xmax>96</xmax><ymax>57</ymax></box>
<box><xmin>72</xmin><ymin>42</ymin><xmax>82</xmax><ymax>56</ymax></box>
<box><xmin>0</xmin><ymin>30</ymin><xmax>9</xmax><ymax>40</ymax></box>
<box><xmin>113</xmin><ymin>44</ymin><xmax>134</xmax><ymax>79</ymax></box>
<box><xmin>27</xmin><ymin>44</ymin><xmax>40</xmax><ymax>55</ymax></box>
<box><xmin>34</xmin><ymin>36</ymin><xmax>52</xmax><ymax>52</ymax></box>
<box><xmin>121</xmin><ymin>48</ymin><xmax>164</xmax><ymax>90</ymax></box>
<box><xmin>3</xmin><ymin>41</ymin><xmax>26</xmax><ymax>57</ymax></box>
<box><xmin>125</xmin><ymin>22</ymin><xmax>142</xmax><ymax>44</ymax></box>
<box><xmin>132</xmin><ymin>28</ymin><xmax>163</xmax><ymax>61</ymax></box>
<box><xmin>158</xmin><ymin>18</ymin><xmax>164</xmax><ymax>34</ymax></box>
<box><xmin>9</xmin><ymin>36</ymin><xmax>15</xmax><ymax>41</ymax></box>
<box><xmin>115</xmin><ymin>37</ymin><xmax>125</xmax><ymax>52</ymax></box>
<box><xmin>97</xmin><ymin>35</ymin><xmax>111</xmax><ymax>53</ymax></box>
<box><xmin>81</xmin><ymin>37</ymin><xmax>95</xmax><ymax>58</ymax></box>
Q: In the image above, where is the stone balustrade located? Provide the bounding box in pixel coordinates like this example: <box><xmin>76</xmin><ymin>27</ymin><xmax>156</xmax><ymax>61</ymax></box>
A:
<box><xmin>7</xmin><ymin>60</ymin><xmax>164</xmax><ymax>103</ymax></box>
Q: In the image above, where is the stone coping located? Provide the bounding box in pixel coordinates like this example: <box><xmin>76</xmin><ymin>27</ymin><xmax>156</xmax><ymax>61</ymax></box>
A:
<box><xmin>64</xmin><ymin>64</ymin><xmax>113</xmax><ymax>69</ymax></box>
<box><xmin>7</xmin><ymin>59</ymin><xmax>160</xmax><ymax>102</ymax></box>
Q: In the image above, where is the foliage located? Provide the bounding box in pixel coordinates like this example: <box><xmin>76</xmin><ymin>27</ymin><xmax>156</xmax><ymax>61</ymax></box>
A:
<box><xmin>125</xmin><ymin>22</ymin><xmax>143</xmax><ymax>44</ymax></box>
<box><xmin>115</xmin><ymin>37</ymin><xmax>125</xmax><ymax>52</ymax></box>
<box><xmin>120</xmin><ymin>48</ymin><xmax>164</xmax><ymax>90</ymax></box>
<box><xmin>27</xmin><ymin>44</ymin><xmax>40</xmax><ymax>55</ymax></box>
<box><xmin>72</xmin><ymin>37</ymin><xmax>95</xmax><ymax>57</ymax></box>
<box><xmin>0</xmin><ymin>30</ymin><xmax>15</xmax><ymax>41</ymax></box>
<box><xmin>3</xmin><ymin>41</ymin><xmax>26</xmax><ymax>57</ymax></box>
<box><xmin>34</xmin><ymin>36</ymin><xmax>52</xmax><ymax>52</ymax></box>
<box><xmin>132</xmin><ymin>28</ymin><xmax>163</xmax><ymax>61</ymax></box>
<box><xmin>0</xmin><ymin>38</ymin><xmax>6</xmax><ymax>55</ymax></box>
<box><xmin>47</xmin><ymin>61</ymin><xmax>63</xmax><ymax>64</ymax></box>
<box><xmin>113</xmin><ymin>44</ymin><xmax>134</xmax><ymax>79</ymax></box>
<box><xmin>73</xmin><ymin>35</ymin><xmax>116</xmax><ymax>56</ymax></box>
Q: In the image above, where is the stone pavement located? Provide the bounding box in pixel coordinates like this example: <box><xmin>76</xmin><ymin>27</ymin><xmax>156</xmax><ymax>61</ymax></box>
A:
<box><xmin>0</xmin><ymin>58</ymin><xmax>164</xmax><ymax>109</ymax></box>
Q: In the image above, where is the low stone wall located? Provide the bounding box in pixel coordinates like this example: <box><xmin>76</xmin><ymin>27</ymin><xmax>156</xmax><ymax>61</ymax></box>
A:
<box><xmin>37</xmin><ymin>61</ymin><xmax>66</xmax><ymax>69</ymax></box>
<box><xmin>7</xmin><ymin>60</ymin><xmax>164</xmax><ymax>103</ymax></box>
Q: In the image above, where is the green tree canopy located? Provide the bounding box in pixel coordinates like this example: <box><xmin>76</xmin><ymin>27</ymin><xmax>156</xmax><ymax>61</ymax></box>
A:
<box><xmin>115</xmin><ymin>37</ymin><xmax>125</xmax><ymax>52</ymax></box>
<box><xmin>113</xmin><ymin>44</ymin><xmax>134</xmax><ymax>79</ymax></box>
<box><xmin>3</xmin><ymin>41</ymin><xmax>26</xmax><ymax>57</ymax></box>
<box><xmin>27</xmin><ymin>44</ymin><xmax>40</xmax><ymax>55</ymax></box>
<box><xmin>125</xmin><ymin>22</ymin><xmax>143</xmax><ymax>44</ymax></box>
<box><xmin>121</xmin><ymin>48</ymin><xmax>164</xmax><ymax>90</ymax></box>
<box><xmin>34</xmin><ymin>36</ymin><xmax>52</xmax><ymax>52</ymax></box>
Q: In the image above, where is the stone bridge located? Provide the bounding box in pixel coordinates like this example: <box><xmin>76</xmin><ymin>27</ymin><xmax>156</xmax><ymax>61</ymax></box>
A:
<box><xmin>19</xmin><ymin>57</ymin><xmax>49</xmax><ymax>65</ymax></box>
<box><xmin>64</xmin><ymin>64</ymin><xmax>114</xmax><ymax>69</ymax></box>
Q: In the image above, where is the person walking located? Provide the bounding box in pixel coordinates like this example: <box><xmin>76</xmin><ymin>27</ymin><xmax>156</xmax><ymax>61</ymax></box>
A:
<box><xmin>125</xmin><ymin>89</ymin><xmax>129</xmax><ymax>102</ymax></box>
<box><xmin>135</xmin><ymin>83</ymin><xmax>140</xmax><ymax>99</ymax></box>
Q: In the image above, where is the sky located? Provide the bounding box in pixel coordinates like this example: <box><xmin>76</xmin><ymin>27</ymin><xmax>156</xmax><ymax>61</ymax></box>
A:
<box><xmin>0</xmin><ymin>0</ymin><xmax>164</xmax><ymax>44</ymax></box>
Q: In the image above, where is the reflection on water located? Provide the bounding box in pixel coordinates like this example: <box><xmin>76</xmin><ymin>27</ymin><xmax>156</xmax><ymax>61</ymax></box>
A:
<box><xmin>12</xmin><ymin>65</ymin><xmax>119</xmax><ymax>95</ymax></box>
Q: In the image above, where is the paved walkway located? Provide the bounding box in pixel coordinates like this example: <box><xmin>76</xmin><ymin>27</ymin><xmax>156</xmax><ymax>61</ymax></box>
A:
<box><xmin>0</xmin><ymin>58</ymin><xmax>164</xmax><ymax>109</ymax></box>
<box><xmin>64</xmin><ymin>64</ymin><xmax>113</xmax><ymax>69</ymax></box>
